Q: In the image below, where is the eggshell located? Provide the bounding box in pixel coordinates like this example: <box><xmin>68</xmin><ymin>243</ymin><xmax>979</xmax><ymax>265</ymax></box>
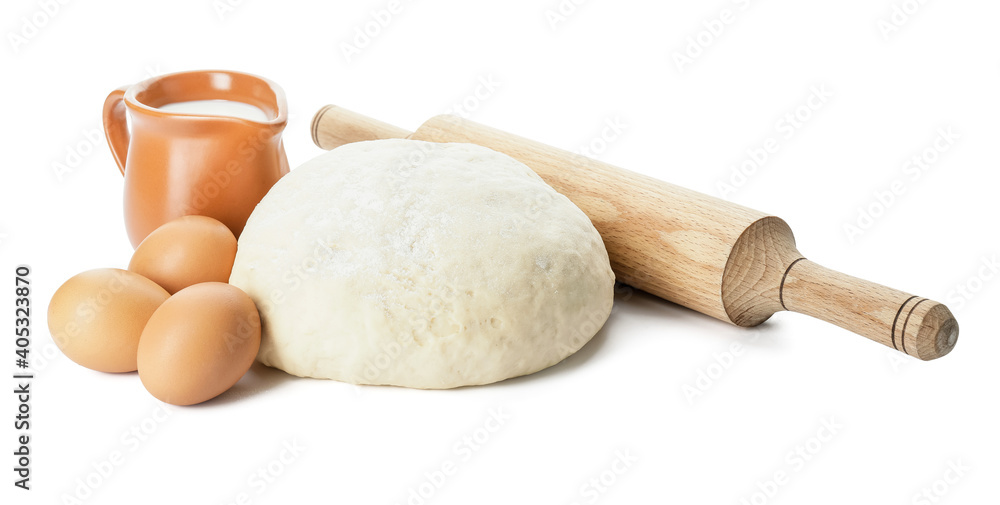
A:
<box><xmin>47</xmin><ymin>268</ymin><xmax>170</xmax><ymax>373</ymax></box>
<box><xmin>129</xmin><ymin>215</ymin><xmax>238</xmax><ymax>294</ymax></box>
<box><xmin>137</xmin><ymin>282</ymin><xmax>261</xmax><ymax>406</ymax></box>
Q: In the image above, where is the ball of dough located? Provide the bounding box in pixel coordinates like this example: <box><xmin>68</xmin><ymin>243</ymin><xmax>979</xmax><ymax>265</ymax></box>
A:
<box><xmin>230</xmin><ymin>139</ymin><xmax>614</xmax><ymax>389</ymax></box>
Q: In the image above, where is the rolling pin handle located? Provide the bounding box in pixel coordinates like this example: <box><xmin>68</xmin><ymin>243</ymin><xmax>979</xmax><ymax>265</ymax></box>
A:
<box><xmin>311</xmin><ymin>105</ymin><xmax>413</xmax><ymax>150</ymax></box>
<box><xmin>779</xmin><ymin>259</ymin><xmax>959</xmax><ymax>361</ymax></box>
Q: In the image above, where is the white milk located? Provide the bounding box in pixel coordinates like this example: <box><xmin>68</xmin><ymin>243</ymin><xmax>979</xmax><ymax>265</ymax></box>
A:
<box><xmin>158</xmin><ymin>99</ymin><xmax>270</xmax><ymax>122</ymax></box>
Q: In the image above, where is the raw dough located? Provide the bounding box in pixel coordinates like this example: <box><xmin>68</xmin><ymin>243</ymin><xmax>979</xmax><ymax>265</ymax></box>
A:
<box><xmin>230</xmin><ymin>139</ymin><xmax>614</xmax><ymax>389</ymax></box>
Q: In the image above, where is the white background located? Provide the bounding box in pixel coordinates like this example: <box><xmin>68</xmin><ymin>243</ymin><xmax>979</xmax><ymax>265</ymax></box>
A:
<box><xmin>2</xmin><ymin>0</ymin><xmax>998</xmax><ymax>503</ymax></box>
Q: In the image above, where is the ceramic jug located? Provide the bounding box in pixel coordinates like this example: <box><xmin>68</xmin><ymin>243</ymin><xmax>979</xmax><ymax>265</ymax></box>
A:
<box><xmin>102</xmin><ymin>70</ymin><xmax>289</xmax><ymax>248</ymax></box>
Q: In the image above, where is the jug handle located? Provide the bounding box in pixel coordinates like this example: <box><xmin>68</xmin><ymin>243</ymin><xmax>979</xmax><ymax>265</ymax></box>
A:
<box><xmin>102</xmin><ymin>86</ymin><xmax>130</xmax><ymax>176</ymax></box>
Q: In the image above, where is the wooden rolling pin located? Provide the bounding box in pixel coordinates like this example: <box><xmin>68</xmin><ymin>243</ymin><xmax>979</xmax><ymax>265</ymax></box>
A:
<box><xmin>311</xmin><ymin>105</ymin><xmax>959</xmax><ymax>360</ymax></box>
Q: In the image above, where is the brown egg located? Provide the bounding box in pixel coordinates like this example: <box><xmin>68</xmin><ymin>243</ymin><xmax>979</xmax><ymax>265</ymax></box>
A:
<box><xmin>137</xmin><ymin>282</ymin><xmax>261</xmax><ymax>405</ymax></box>
<box><xmin>128</xmin><ymin>215</ymin><xmax>238</xmax><ymax>294</ymax></box>
<box><xmin>47</xmin><ymin>268</ymin><xmax>170</xmax><ymax>373</ymax></box>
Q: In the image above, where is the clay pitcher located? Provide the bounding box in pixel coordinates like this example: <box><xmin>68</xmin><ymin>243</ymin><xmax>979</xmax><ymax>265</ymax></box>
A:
<box><xmin>102</xmin><ymin>70</ymin><xmax>289</xmax><ymax>248</ymax></box>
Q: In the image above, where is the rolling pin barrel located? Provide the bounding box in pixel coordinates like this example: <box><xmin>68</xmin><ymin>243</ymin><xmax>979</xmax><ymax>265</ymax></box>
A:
<box><xmin>310</xmin><ymin>105</ymin><xmax>958</xmax><ymax>360</ymax></box>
